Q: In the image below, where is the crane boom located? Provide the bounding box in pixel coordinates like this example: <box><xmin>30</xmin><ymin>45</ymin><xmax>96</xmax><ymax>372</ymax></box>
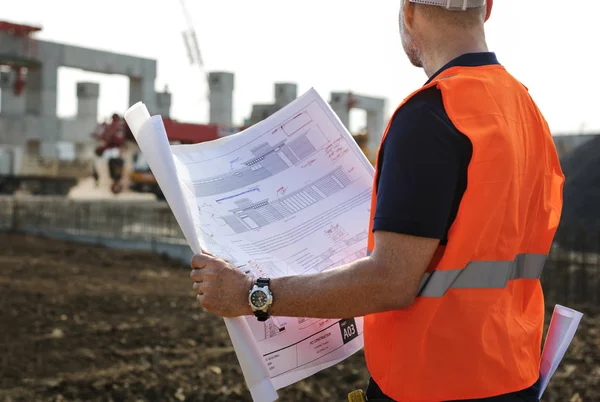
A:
<box><xmin>177</xmin><ymin>0</ymin><xmax>209</xmax><ymax>106</ymax></box>
<box><xmin>179</xmin><ymin>0</ymin><xmax>204</xmax><ymax>69</ymax></box>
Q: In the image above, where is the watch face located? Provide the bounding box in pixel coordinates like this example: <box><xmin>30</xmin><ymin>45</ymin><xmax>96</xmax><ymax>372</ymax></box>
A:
<box><xmin>251</xmin><ymin>290</ymin><xmax>269</xmax><ymax>308</ymax></box>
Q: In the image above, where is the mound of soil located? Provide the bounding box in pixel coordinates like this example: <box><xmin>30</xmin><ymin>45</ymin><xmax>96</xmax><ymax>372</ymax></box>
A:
<box><xmin>0</xmin><ymin>233</ymin><xmax>598</xmax><ymax>401</ymax></box>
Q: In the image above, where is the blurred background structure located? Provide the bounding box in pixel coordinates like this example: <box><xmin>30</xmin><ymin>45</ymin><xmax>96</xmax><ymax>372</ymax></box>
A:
<box><xmin>0</xmin><ymin>19</ymin><xmax>384</xmax><ymax>198</ymax></box>
<box><xmin>1</xmin><ymin>1</ymin><xmax>599</xmax><ymax>400</ymax></box>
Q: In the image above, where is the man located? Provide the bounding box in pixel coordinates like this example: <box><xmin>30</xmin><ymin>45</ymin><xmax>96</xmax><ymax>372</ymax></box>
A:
<box><xmin>189</xmin><ymin>0</ymin><xmax>565</xmax><ymax>400</ymax></box>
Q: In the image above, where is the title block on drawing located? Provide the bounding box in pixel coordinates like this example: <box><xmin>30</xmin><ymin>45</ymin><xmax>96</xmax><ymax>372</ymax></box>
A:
<box><xmin>339</xmin><ymin>318</ymin><xmax>360</xmax><ymax>345</ymax></box>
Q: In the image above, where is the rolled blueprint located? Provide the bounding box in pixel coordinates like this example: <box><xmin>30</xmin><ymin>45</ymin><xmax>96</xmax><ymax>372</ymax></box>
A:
<box><xmin>538</xmin><ymin>304</ymin><xmax>583</xmax><ymax>399</ymax></box>
<box><xmin>124</xmin><ymin>102</ymin><xmax>278</xmax><ymax>402</ymax></box>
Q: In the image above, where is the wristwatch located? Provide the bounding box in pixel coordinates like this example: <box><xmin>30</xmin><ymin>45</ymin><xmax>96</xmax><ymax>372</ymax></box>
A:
<box><xmin>248</xmin><ymin>278</ymin><xmax>273</xmax><ymax>322</ymax></box>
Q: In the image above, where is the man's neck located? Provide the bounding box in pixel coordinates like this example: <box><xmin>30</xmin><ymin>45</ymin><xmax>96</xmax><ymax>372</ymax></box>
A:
<box><xmin>421</xmin><ymin>33</ymin><xmax>489</xmax><ymax>78</ymax></box>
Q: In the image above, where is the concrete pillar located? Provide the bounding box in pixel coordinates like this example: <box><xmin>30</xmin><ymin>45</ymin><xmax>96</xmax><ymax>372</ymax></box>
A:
<box><xmin>0</xmin><ymin>147</ymin><xmax>14</xmax><ymax>175</ymax></box>
<box><xmin>76</xmin><ymin>82</ymin><xmax>100</xmax><ymax>118</ymax></box>
<box><xmin>274</xmin><ymin>83</ymin><xmax>297</xmax><ymax>109</ymax></box>
<box><xmin>0</xmin><ymin>70</ymin><xmax>26</xmax><ymax>115</ymax></box>
<box><xmin>208</xmin><ymin>72</ymin><xmax>234</xmax><ymax>126</ymax></box>
<box><xmin>25</xmin><ymin>62</ymin><xmax>58</xmax><ymax>117</ymax></box>
<box><xmin>250</xmin><ymin>104</ymin><xmax>277</xmax><ymax>126</ymax></box>
<box><xmin>330</xmin><ymin>92</ymin><xmax>351</xmax><ymax>130</ymax></box>
<box><xmin>155</xmin><ymin>90</ymin><xmax>172</xmax><ymax>118</ymax></box>
<box><xmin>129</xmin><ymin>76</ymin><xmax>157</xmax><ymax>115</ymax></box>
<box><xmin>366</xmin><ymin>108</ymin><xmax>385</xmax><ymax>159</ymax></box>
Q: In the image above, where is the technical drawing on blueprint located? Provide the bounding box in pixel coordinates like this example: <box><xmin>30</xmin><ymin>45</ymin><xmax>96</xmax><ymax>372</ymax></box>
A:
<box><xmin>170</xmin><ymin>88</ymin><xmax>374</xmax><ymax>389</ymax></box>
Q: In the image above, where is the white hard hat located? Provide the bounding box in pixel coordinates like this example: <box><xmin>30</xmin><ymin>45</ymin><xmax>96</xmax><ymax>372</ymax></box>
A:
<box><xmin>408</xmin><ymin>0</ymin><xmax>493</xmax><ymax>21</ymax></box>
<box><xmin>409</xmin><ymin>0</ymin><xmax>486</xmax><ymax>11</ymax></box>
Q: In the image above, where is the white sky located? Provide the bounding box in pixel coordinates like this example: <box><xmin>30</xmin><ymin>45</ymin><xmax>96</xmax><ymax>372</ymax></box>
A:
<box><xmin>2</xmin><ymin>0</ymin><xmax>599</xmax><ymax>134</ymax></box>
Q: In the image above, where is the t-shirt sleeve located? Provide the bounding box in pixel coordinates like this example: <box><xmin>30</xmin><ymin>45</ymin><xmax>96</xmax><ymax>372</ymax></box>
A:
<box><xmin>372</xmin><ymin>91</ymin><xmax>469</xmax><ymax>240</ymax></box>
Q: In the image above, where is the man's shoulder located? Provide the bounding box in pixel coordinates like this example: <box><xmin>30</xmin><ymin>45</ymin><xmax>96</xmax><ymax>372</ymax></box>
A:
<box><xmin>396</xmin><ymin>86</ymin><xmax>446</xmax><ymax>119</ymax></box>
<box><xmin>385</xmin><ymin>86</ymin><xmax>469</xmax><ymax>148</ymax></box>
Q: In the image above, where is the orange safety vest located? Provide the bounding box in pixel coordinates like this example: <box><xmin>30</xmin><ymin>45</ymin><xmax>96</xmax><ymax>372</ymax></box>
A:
<box><xmin>364</xmin><ymin>64</ymin><xmax>564</xmax><ymax>401</ymax></box>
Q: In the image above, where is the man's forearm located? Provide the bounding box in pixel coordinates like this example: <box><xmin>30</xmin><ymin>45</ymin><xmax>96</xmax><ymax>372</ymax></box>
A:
<box><xmin>190</xmin><ymin>231</ymin><xmax>436</xmax><ymax>318</ymax></box>
<box><xmin>268</xmin><ymin>257</ymin><xmax>412</xmax><ymax>319</ymax></box>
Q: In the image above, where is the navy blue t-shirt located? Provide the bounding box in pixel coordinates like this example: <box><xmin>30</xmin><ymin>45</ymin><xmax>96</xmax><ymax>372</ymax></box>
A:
<box><xmin>368</xmin><ymin>52</ymin><xmax>541</xmax><ymax>401</ymax></box>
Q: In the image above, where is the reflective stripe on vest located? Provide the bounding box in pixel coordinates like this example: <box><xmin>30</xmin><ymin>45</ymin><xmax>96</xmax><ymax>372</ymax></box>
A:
<box><xmin>365</xmin><ymin>251</ymin><xmax>546</xmax><ymax>296</ymax></box>
<box><xmin>417</xmin><ymin>253</ymin><xmax>547</xmax><ymax>297</ymax></box>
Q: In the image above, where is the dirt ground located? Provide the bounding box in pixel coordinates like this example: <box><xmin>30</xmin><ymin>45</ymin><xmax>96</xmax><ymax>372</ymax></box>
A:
<box><xmin>0</xmin><ymin>233</ymin><xmax>598</xmax><ymax>402</ymax></box>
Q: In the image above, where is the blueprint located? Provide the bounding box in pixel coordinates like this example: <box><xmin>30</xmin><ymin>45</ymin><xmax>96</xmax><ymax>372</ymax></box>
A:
<box><xmin>170</xmin><ymin>88</ymin><xmax>374</xmax><ymax>390</ymax></box>
<box><xmin>538</xmin><ymin>305</ymin><xmax>584</xmax><ymax>399</ymax></box>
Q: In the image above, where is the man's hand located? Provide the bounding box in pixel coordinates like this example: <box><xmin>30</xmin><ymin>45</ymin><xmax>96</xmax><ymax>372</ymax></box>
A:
<box><xmin>190</xmin><ymin>253</ymin><xmax>254</xmax><ymax>317</ymax></box>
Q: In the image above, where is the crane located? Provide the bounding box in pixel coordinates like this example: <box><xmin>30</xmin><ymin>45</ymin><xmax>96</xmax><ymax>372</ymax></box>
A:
<box><xmin>179</xmin><ymin>0</ymin><xmax>209</xmax><ymax>108</ymax></box>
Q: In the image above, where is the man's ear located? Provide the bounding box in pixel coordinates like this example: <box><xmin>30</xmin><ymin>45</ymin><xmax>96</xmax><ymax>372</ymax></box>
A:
<box><xmin>403</xmin><ymin>0</ymin><xmax>416</xmax><ymax>32</ymax></box>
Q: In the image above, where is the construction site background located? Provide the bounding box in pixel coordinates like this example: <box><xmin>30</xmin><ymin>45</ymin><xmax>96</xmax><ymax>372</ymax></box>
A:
<box><xmin>1</xmin><ymin>11</ymin><xmax>599</xmax><ymax>402</ymax></box>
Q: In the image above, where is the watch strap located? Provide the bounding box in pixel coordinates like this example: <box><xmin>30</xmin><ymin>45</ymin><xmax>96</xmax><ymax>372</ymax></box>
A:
<box><xmin>256</xmin><ymin>277</ymin><xmax>270</xmax><ymax>287</ymax></box>
<box><xmin>255</xmin><ymin>310</ymin><xmax>269</xmax><ymax>322</ymax></box>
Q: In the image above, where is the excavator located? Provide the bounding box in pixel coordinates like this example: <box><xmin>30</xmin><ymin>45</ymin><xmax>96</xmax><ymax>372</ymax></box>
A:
<box><xmin>91</xmin><ymin>114</ymin><xmax>224</xmax><ymax>198</ymax></box>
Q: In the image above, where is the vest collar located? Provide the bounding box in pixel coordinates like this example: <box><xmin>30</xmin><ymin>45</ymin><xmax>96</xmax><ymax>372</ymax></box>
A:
<box><xmin>425</xmin><ymin>52</ymin><xmax>500</xmax><ymax>85</ymax></box>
